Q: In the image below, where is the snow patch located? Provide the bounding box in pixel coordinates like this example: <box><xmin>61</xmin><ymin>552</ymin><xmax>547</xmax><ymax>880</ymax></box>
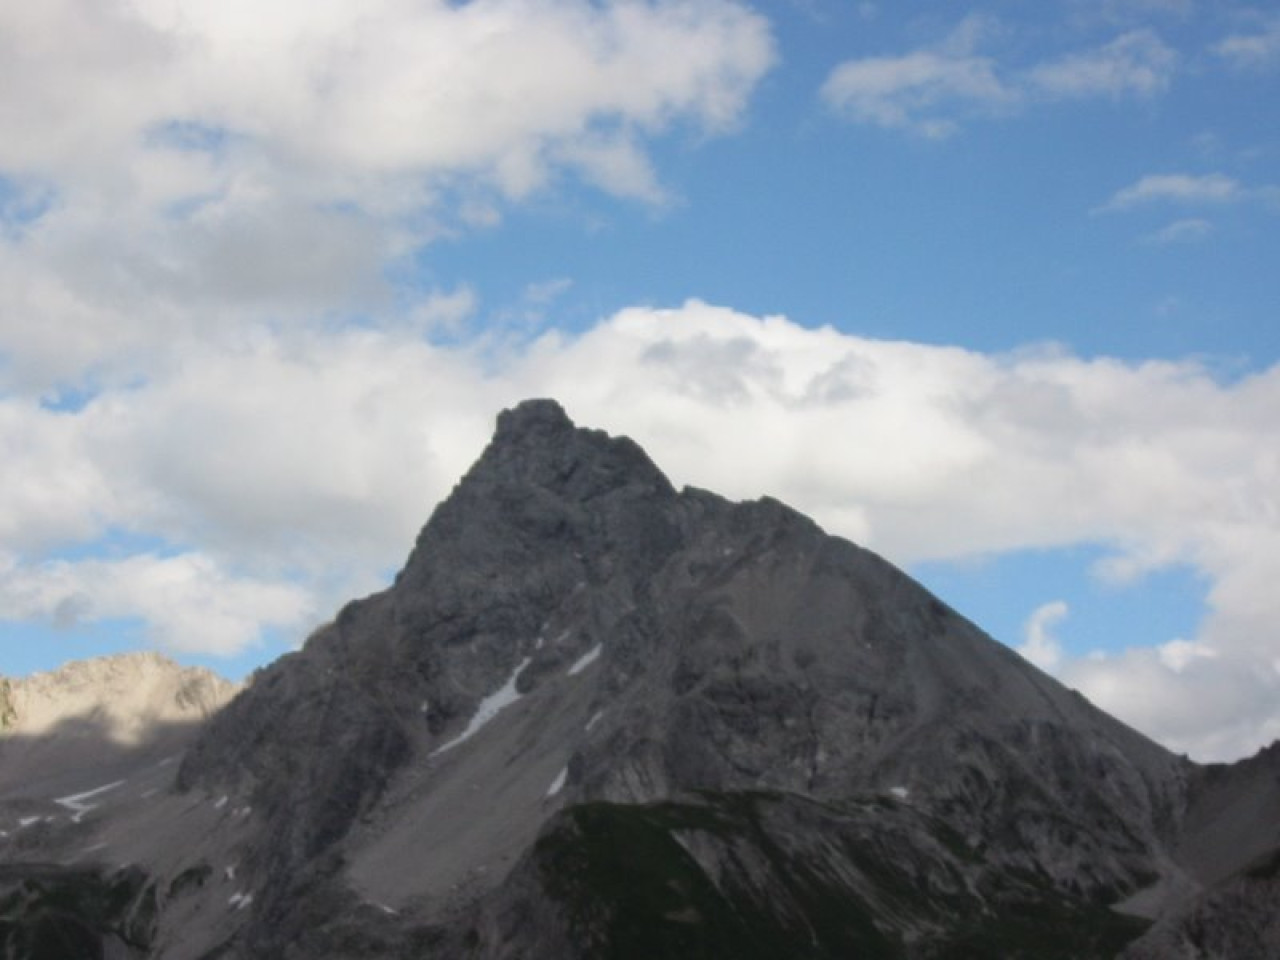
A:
<box><xmin>568</xmin><ymin>645</ymin><xmax>601</xmax><ymax>676</ymax></box>
<box><xmin>56</xmin><ymin>780</ymin><xmax>126</xmax><ymax>823</ymax></box>
<box><xmin>214</xmin><ymin>795</ymin><xmax>229</xmax><ymax>810</ymax></box>
<box><xmin>432</xmin><ymin>657</ymin><xmax>532</xmax><ymax>755</ymax></box>
<box><xmin>225</xmin><ymin>865</ymin><xmax>237</xmax><ymax>882</ymax></box>
<box><xmin>889</xmin><ymin>786</ymin><xmax>910</xmax><ymax>800</ymax></box>
<box><xmin>546</xmin><ymin>767</ymin><xmax>568</xmax><ymax>797</ymax></box>
<box><xmin>17</xmin><ymin>817</ymin><xmax>41</xmax><ymax>829</ymax></box>
<box><xmin>585</xmin><ymin>711</ymin><xmax>604</xmax><ymax>731</ymax></box>
<box><xmin>228</xmin><ymin>892</ymin><xmax>254</xmax><ymax>910</ymax></box>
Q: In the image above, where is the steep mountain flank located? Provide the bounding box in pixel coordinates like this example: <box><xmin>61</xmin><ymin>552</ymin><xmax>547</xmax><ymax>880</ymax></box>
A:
<box><xmin>2</xmin><ymin>400</ymin><xmax>1275</xmax><ymax>958</ymax></box>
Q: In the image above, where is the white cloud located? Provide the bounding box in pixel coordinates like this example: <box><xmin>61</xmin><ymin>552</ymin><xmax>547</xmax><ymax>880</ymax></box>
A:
<box><xmin>820</xmin><ymin>17</ymin><xmax>1013</xmax><ymax>137</ymax></box>
<box><xmin>0</xmin><ymin>0</ymin><xmax>774</xmax><ymax>184</ymax></box>
<box><xmin>1027</xmin><ymin>30</ymin><xmax>1176</xmax><ymax>99</ymax></box>
<box><xmin>1100</xmin><ymin>172</ymin><xmax>1242</xmax><ymax>210</ymax></box>
<box><xmin>822</xmin><ymin>21</ymin><xmax>1177</xmax><ymax>136</ymax></box>
<box><xmin>6</xmin><ymin>300</ymin><xmax>1277</xmax><ymax>760</ymax></box>
<box><xmin>1018</xmin><ymin>600</ymin><xmax>1069</xmax><ymax>671</ymax></box>
<box><xmin>1141</xmin><ymin>217</ymin><xmax>1214</xmax><ymax>244</ymax></box>
<box><xmin>1214</xmin><ymin>16</ymin><xmax>1280</xmax><ymax>70</ymax></box>
<box><xmin>0</xmin><ymin>0</ymin><xmax>775</xmax><ymax>391</ymax></box>
<box><xmin>1062</xmin><ymin>643</ymin><xmax>1280</xmax><ymax>761</ymax></box>
<box><xmin>0</xmin><ymin>552</ymin><xmax>311</xmax><ymax>656</ymax></box>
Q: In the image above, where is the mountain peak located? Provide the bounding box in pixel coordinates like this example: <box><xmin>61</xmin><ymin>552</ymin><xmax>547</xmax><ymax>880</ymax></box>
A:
<box><xmin>492</xmin><ymin>397</ymin><xmax>574</xmax><ymax>442</ymax></box>
<box><xmin>453</xmin><ymin>398</ymin><xmax>675</xmax><ymax>503</ymax></box>
<box><xmin>2</xmin><ymin>652</ymin><xmax>238</xmax><ymax>745</ymax></box>
<box><xmin>13</xmin><ymin>402</ymin><xmax>1276</xmax><ymax>959</ymax></box>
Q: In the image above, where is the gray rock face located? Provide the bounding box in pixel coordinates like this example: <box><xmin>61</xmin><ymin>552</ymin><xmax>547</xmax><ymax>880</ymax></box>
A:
<box><xmin>3</xmin><ymin>399</ymin><xmax>1277</xmax><ymax>958</ymax></box>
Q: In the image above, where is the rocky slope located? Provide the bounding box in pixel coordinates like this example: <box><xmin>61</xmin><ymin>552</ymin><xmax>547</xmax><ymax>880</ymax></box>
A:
<box><xmin>1</xmin><ymin>400</ymin><xmax>1276</xmax><ymax>958</ymax></box>
<box><xmin>0</xmin><ymin>653</ymin><xmax>238</xmax><ymax>958</ymax></box>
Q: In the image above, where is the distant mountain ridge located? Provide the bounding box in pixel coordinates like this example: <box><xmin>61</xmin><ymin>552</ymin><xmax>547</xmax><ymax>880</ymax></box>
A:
<box><xmin>0</xmin><ymin>652</ymin><xmax>238</xmax><ymax>804</ymax></box>
<box><xmin>1</xmin><ymin>400</ymin><xmax>1276</xmax><ymax>958</ymax></box>
<box><xmin>2</xmin><ymin>652</ymin><xmax>234</xmax><ymax>737</ymax></box>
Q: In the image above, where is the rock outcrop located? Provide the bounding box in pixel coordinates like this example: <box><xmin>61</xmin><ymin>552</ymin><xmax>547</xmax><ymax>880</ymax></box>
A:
<box><xmin>1</xmin><ymin>400</ymin><xmax>1276</xmax><ymax>958</ymax></box>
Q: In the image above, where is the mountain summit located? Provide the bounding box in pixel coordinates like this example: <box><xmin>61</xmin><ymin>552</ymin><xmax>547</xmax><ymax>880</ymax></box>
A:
<box><xmin>2</xmin><ymin>399</ymin><xmax>1276</xmax><ymax>958</ymax></box>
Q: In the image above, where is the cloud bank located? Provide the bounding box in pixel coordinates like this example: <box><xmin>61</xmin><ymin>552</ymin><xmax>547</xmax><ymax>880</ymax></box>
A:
<box><xmin>2</xmin><ymin>301</ymin><xmax>1277</xmax><ymax>761</ymax></box>
<box><xmin>0</xmin><ymin>0</ymin><xmax>774</xmax><ymax>389</ymax></box>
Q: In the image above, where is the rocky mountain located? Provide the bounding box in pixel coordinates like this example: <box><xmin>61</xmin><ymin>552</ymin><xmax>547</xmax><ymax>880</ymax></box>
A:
<box><xmin>0</xmin><ymin>652</ymin><xmax>236</xmax><ymax>794</ymax></box>
<box><xmin>1</xmin><ymin>399</ymin><xmax>1276</xmax><ymax>959</ymax></box>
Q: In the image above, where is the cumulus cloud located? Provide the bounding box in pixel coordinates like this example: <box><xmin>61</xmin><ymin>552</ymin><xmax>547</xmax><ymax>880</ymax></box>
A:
<box><xmin>3</xmin><ymin>300</ymin><xmax>1278</xmax><ymax>760</ymax></box>
<box><xmin>0</xmin><ymin>0</ymin><xmax>773</xmax><ymax>184</ymax></box>
<box><xmin>821</xmin><ymin>19</ymin><xmax>1177</xmax><ymax>136</ymax></box>
<box><xmin>1019</xmin><ymin>601</ymin><xmax>1069</xmax><ymax>671</ymax></box>
<box><xmin>1062</xmin><ymin>644</ymin><xmax>1280</xmax><ymax>762</ymax></box>
<box><xmin>0</xmin><ymin>552</ymin><xmax>311</xmax><ymax>656</ymax></box>
<box><xmin>0</xmin><ymin>0</ymin><xmax>775</xmax><ymax>391</ymax></box>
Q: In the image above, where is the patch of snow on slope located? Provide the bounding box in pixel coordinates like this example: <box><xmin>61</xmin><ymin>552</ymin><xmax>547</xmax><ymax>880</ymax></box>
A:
<box><xmin>432</xmin><ymin>657</ymin><xmax>532</xmax><ymax>755</ymax></box>
<box><xmin>546</xmin><ymin>767</ymin><xmax>568</xmax><ymax>797</ymax></box>
<box><xmin>228</xmin><ymin>892</ymin><xmax>254</xmax><ymax>910</ymax></box>
<box><xmin>55</xmin><ymin>780</ymin><xmax>126</xmax><ymax>823</ymax></box>
<box><xmin>586</xmin><ymin>711</ymin><xmax>604</xmax><ymax>731</ymax></box>
<box><xmin>889</xmin><ymin>786</ymin><xmax>910</xmax><ymax>800</ymax></box>
<box><xmin>568</xmin><ymin>645</ymin><xmax>601</xmax><ymax>676</ymax></box>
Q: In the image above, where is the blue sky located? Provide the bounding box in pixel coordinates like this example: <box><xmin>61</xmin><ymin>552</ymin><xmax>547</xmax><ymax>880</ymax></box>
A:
<box><xmin>0</xmin><ymin>0</ymin><xmax>1277</xmax><ymax>761</ymax></box>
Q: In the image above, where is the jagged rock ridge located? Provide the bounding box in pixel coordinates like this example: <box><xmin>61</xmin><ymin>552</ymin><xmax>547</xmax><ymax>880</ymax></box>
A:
<box><xmin>2</xmin><ymin>399</ymin><xmax>1276</xmax><ymax>958</ymax></box>
<box><xmin>4</xmin><ymin>652</ymin><xmax>235</xmax><ymax>741</ymax></box>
